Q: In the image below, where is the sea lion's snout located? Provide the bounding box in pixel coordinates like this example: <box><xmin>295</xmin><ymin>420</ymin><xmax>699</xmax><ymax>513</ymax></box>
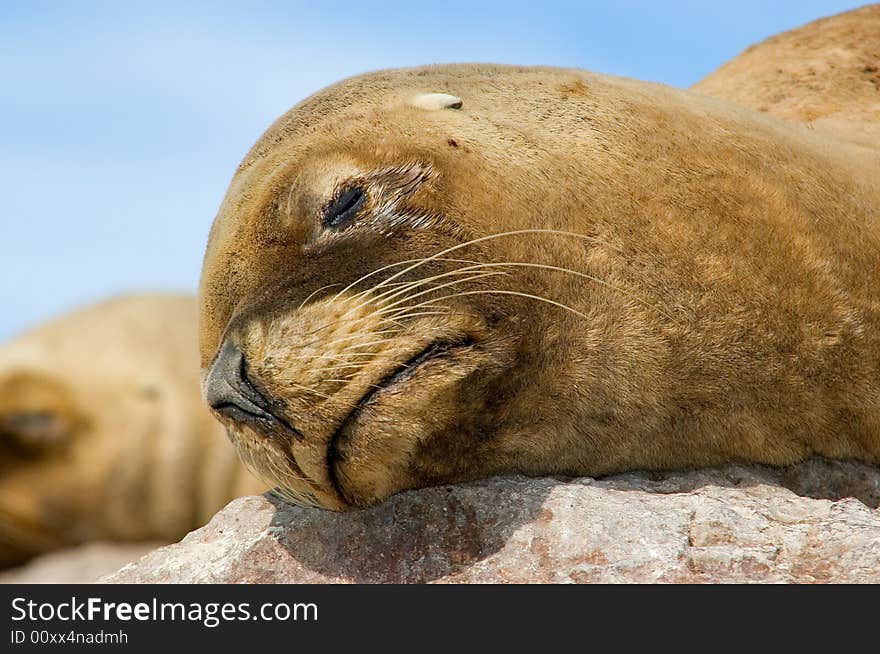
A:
<box><xmin>204</xmin><ymin>340</ymin><xmax>277</xmax><ymax>428</ymax></box>
<box><xmin>202</xmin><ymin>282</ymin><xmax>505</xmax><ymax>512</ymax></box>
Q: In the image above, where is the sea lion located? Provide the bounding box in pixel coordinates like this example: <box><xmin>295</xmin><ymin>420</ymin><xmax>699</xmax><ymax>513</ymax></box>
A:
<box><xmin>198</xmin><ymin>26</ymin><xmax>879</xmax><ymax>512</ymax></box>
<box><xmin>692</xmin><ymin>4</ymin><xmax>880</xmax><ymax>150</ymax></box>
<box><xmin>0</xmin><ymin>294</ymin><xmax>262</xmax><ymax>567</ymax></box>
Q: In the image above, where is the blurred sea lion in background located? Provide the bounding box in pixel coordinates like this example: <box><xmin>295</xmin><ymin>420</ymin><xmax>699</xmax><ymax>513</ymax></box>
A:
<box><xmin>692</xmin><ymin>4</ymin><xmax>880</xmax><ymax>149</ymax></box>
<box><xmin>0</xmin><ymin>294</ymin><xmax>262</xmax><ymax>568</ymax></box>
<box><xmin>198</xmin><ymin>6</ymin><xmax>879</xmax><ymax>511</ymax></box>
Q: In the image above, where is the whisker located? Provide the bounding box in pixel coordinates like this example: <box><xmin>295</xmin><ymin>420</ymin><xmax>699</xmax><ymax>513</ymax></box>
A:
<box><xmin>392</xmin><ymin>288</ymin><xmax>589</xmax><ymax>319</ymax></box>
<box><xmin>322</xmin><ymin>378</ymin><xmax>389</xmax><ymax>392</ymax></box>
<box><xmin>317</xmin><ymin>329</ymin><xmax>399</xmax><ymax>351</ymax></box>
<box><xmin>357</xmin><ymin>228</ymin><xmax>618</xmax><ymax>299</ymax></box>
<box><xmin>341</xmin><ymin>266</ymin><xmax>511</xmax><ymax>319</ymax></box>
<box><xmin>377</xmin><ymin>309</ymin><xmax>451</xmax><ymax>321</ymax></box>
<box><xmin>339</xmin><ymin>337</ymin><xmax>398</xmax><ymax>353</ymax></box>
<box><xmin>311</xmin><ymin>362</ymin><xmax>366</xmax><ymax>372</ymax></box>
<box><xmin>285</xmin><ymin>381</ymin><xmax>333</xmax><ymax>399</ymax></box>
<box><xmin>355</xmin><ymin>271</ymin><xmax>507</xmax><ymax>320</ymax></box>
<box><xmin>332</xmin><ymin>256</ymin><xmax>485</xmax><ymax>304</ymax></box>
<box><xmin>290</xmin><ymin>313</ymin><xmax>404</xmax><ymax>351</ymax></box>
<box><xmin>298</xmin><ymin>283</ymin><xmax>343</xmax><ymax>310</ymax></box>
<box><xmin>290</xmin><ymin>352</ymin><xmax>375</xmax><ymax>362</ymax></box>
<box><xmin>410</xmin><ymin>260</ymin><xmax>680</xmax><ymax>325</ymax></box>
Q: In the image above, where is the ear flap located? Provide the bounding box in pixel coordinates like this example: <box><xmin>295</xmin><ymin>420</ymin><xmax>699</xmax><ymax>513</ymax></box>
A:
<box><xmin>0</xmin><ymin>371</ymin><xmax>77</xmax><ymax>454</ymax></box>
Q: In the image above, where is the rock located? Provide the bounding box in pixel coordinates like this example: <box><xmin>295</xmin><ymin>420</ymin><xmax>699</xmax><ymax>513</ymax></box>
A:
<box><xmin>1</xmin><ymin>542</ymin><xmax>163</xmax><ymax>584</ymax></box>
<box><xmin>101</xmin><ymin>459</ymin><xmax>880</xmax><ymax>583</ymax></box>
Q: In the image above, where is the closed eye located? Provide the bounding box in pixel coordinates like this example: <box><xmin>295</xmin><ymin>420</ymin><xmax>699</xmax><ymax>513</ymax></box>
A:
<box><xmin>323</xmin><ymin>186</ymin><xmax>366</xmax><ymax>230</ymax></box>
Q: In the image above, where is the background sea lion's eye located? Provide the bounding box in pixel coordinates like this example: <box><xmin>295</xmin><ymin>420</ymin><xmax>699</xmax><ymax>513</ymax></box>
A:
<box><xmin>323</xmin><ymin>186</ymin><xmax>366</xmax><ymax>230</ymax></box>
<box><xmin>0</xmin><ymin>410</ymin><xmax>70</xmax><ymax>456</ymax></box>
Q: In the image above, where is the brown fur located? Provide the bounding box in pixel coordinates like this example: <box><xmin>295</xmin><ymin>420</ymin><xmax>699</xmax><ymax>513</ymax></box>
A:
<box><xmin>692</xmin><ymin>4</ymin><xmax>880</xmax><ymax>149</ymax></box>
<box><xmin>0</xmin><ymin>295</ymin><xmax>262</xmax><ymax>567</ymax></box>
<box><xmin>199</xmin><ymin>33</ymin><xmax>879</xmax><ymax>510</ymax></box>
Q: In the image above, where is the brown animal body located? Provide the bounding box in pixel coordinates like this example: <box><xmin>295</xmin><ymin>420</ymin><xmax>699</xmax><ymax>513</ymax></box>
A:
<box><xmin>199</xmin><ymin>12</ymin><xmax>880</xmax><ymax>510</ymax></box>
<box><xmin>692</xmin><ymin>4</ymin><xmax>880</xmax><ymax>149</ymax></box>
<box><xmin>0</xmin><ymin>295</ymin><xmax>261</xmax><ymax>567</ymax></box>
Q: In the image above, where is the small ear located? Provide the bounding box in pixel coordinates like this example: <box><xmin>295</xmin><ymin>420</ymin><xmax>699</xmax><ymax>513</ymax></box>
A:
<box><xmin>0</xmin><ymin>371</ymin><xmax>77</xmax><ymax>454</ymax></box>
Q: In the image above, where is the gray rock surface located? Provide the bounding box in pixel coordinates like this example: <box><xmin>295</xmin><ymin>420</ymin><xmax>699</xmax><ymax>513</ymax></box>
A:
<box><xmin>103</xmin><ymin>459</ymin><xmax>880</xmax><ymax>583</ymax></box>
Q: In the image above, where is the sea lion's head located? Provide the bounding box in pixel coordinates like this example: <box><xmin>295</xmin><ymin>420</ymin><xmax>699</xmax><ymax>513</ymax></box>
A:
<box><xmin>0</xmin><ymin>295</ymin><xmax>252</xmax><ymax>567</ymax></box>
<box><xmin>198</xmin><ymin>61</ymin><xmax>880</xmax><ymax>510</ymax></box>
<box><xmin>199</xmin><ymin>65</ymin><xmax>674</xmax><ymax>510</ymax></box>
<box><xmin>0</xmin><ymin>363</ymin><xmax>89</xmax><ymax>566</ymax></box>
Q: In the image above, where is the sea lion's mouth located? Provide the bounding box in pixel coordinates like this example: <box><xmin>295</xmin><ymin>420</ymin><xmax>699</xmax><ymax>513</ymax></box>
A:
<box><xmin>327</xmin><ymin>337</ymin><xmax>475</xmax><ymax>477</ymax></box>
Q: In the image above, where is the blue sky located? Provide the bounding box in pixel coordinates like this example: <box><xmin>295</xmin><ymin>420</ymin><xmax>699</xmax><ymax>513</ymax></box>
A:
<box><xmin>0</xmin><ymin>0</ymin><xmax>864</xmax><ymax>340</ymax></box>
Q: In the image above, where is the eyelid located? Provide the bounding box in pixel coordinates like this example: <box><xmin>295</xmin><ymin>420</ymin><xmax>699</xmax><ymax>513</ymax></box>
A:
<box><xmin>322</xmin><ymin>185</ymin><xmax>367</xmax><ymax>230</ymax></box>
<box><xmin>316</xmin><ymin>162</ymin><xmax>435</xmax><ymax>237</ymax></box>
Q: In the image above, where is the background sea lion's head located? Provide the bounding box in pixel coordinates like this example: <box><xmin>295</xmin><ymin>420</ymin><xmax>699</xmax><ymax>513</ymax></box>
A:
<box><xmin>199</xmin><ymin>65</ymin><xmax>697</xmax><ymax>511</ymax></box>
<box><xmin>0</xmin><ymin>294</ymin><xmax>255</xmax><ymax>567</ymax></box>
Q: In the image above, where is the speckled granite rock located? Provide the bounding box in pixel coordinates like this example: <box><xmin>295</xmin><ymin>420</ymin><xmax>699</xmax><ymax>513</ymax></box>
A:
<box><xmin>102</xmin><ymin>460</ymin><xmax>880</xmax><ymax>584</ymax></box>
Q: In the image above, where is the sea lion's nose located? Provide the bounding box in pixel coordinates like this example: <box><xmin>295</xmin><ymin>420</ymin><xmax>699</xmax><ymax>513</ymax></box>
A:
<box><xmin>204</xmin><ymin>340</ymin><xmax>276</xmax><ymax>424</ymax></box>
